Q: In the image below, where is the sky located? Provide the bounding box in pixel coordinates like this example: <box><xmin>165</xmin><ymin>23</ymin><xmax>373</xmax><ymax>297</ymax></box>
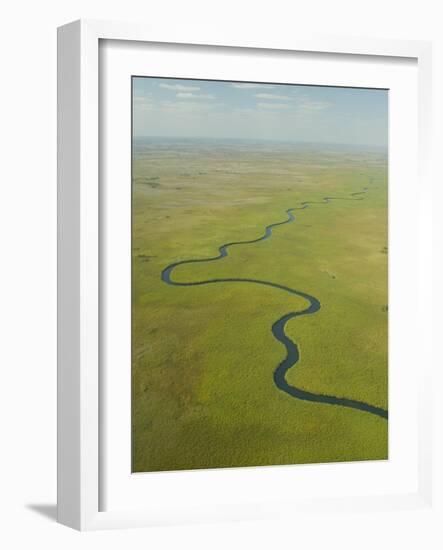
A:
<box><xmin>132</xmin><ymin>77</ymin><xmax>388</xmax><ymax>147</ymax></box>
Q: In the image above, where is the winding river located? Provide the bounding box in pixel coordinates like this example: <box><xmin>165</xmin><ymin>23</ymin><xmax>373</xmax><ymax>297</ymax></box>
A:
<box><xmin>161</xmin><ymin>183</ymin><xmax>388</xmax><ymax>421</ymax></box>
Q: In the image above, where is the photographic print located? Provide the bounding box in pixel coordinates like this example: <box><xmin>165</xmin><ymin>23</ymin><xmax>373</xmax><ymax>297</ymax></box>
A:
<box><xmin>131</xmin><ymin>77</ymin><xmax>388</xmax><ymax>473</ymax></box>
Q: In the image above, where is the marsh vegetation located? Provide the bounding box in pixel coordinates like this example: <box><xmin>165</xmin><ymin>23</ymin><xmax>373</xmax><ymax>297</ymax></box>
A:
<box><xmin>131</xmin><ymin>138</ymin><xmax>388</xmax><ymax>472</ymax></box>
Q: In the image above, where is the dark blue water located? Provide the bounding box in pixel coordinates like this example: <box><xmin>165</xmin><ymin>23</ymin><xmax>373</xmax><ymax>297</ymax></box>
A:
<box><xmin>161</xmin><ymin>182</ymin><xmax>388</xmax><ymax>420</ymax></box>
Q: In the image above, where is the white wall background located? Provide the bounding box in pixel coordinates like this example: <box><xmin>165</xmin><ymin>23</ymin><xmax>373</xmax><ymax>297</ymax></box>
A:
<box><xmin>0</xmin><ymin>0</ymin><xmax>441</xmax><ymax>548</ymax></box>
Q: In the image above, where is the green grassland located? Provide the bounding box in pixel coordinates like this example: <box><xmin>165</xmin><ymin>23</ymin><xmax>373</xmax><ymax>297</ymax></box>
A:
<box><xmin>132</xmin><ymin>138</ymin><xmax>388</xmax><ymax>472</ymax></box>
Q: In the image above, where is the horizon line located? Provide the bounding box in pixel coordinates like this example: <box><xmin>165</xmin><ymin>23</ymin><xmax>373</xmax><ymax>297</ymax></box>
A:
<box><xmin>133</xmin><ymin>135</ymin><xmax>388</xmax><ymax>149</ymax></box>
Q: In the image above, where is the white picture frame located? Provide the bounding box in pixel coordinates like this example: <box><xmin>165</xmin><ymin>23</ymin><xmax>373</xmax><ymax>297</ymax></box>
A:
<box><xmin>57</xmin><ymin>19</ymin><xmax>434</xmax><ymax>531</ymax></box>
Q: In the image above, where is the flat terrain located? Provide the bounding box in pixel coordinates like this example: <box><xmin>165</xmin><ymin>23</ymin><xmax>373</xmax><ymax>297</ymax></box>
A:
<box><xmin>132</xmin><ymin>138</ymin><xmax>388</xmax><ymax>472</ymax></box>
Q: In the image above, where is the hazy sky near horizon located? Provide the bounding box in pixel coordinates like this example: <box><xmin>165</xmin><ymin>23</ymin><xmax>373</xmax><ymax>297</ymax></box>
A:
<box><xmin>133</xmin><ymin>77</ymin><xmax>388</xmax><ymax>147</ymax></box>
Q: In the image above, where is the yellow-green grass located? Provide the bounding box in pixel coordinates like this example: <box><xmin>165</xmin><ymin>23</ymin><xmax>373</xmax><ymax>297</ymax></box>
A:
<box><xmin>132</xmin><ymin>140</ymin><xmax>388</xmax><ymax>472</ymax></box>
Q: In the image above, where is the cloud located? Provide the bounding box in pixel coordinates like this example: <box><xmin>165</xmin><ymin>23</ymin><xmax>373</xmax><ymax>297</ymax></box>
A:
<box><xmin>158</xmin><ymin>100</ymin><xmax>221</xmax><ymax>114</ymax></box>
<box><xmin>297</xmin><ymin>97</ymin><xmax>332</xmax><ymax>112</ymax></box>
<box><xmin>257</xmin><ymin>102</ymin><xmax>290</xmax><ymax>110</ymax></box>
<box><xmin>254</xmin><ymin>93</ymin><xmax>291</xmax><ymax>100</ymax></box>
<box><xmin>159</xmin><ymin>83</ymin><xmax>200</xmax><ymax>92</ymax></box>
<box><xmin>133</xmin><ymin>95</ymin><xmax>154</xmax><ymax>111</ymax></box>
<box><xmin>231</xmin><ymin>83</ymin><xmax>275</xmax><ymax>89</ymax></box>
<box><xmin>255</xmin><ymin>95</ymin><xmax>331</xmax><ymax>113</ymax></box>
<box><xmin>176</xmin><ymin>92</ymin><xmax>215</xmax><ymax>99</ymax></box>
